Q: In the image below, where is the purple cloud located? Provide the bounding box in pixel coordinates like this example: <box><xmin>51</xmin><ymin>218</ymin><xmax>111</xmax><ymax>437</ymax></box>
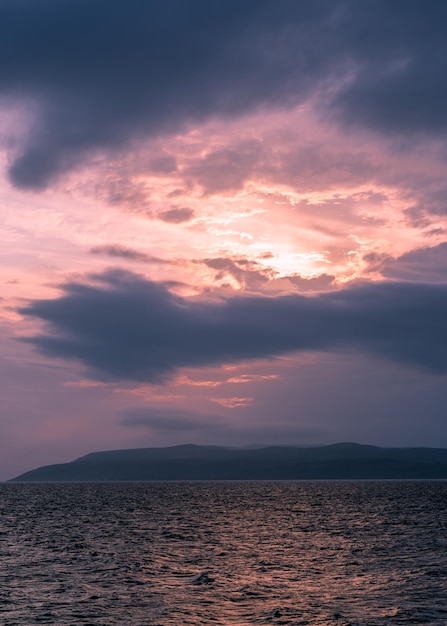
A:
<box><xmin>18</xmin><ymin>269</ymin><xmax>447</xmax><ymax>382</ymax></box>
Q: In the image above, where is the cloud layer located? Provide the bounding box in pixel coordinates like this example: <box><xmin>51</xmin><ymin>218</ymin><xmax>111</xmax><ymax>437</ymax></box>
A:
<box><xmin>2</xmin><ymin>0</ymin><xmax>447</xmax><ymax>188</ymax></box>
<box><xmin>19</xmin><ymin>269</ymin><xmax>447</xmax><ymax>381</ymax></box>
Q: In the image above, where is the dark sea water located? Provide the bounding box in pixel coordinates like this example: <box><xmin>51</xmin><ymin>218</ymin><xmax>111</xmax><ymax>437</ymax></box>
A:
<box><xmin>0</xmin><ymin>482</ymin><xmax>446</xmax><ymax>625</ymax></box>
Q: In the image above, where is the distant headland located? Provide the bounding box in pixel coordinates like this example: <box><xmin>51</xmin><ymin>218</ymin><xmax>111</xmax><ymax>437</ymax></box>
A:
<box><xmin>9</xmin><ymin>442</ymin><xmax>447</xmax><ymax>482</ymax></box>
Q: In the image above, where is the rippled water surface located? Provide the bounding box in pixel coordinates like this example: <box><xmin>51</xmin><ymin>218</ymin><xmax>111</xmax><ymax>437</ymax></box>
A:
<box><xmin>1</xmin><ymin>481</ymin><xmax>447</xmax><ymax>625</ymax></box>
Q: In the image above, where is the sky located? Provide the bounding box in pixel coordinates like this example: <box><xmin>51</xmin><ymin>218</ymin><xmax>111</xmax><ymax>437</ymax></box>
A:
<box><xmin>2</xmin><ymin>0</ymin><xmax>447</xmax><ymax>479</ymax></box>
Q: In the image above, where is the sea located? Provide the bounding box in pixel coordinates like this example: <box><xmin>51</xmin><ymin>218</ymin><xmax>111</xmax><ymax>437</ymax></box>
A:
<box><xmin>0</xmin><ymin>481</ymin><xmax>446</xmax><ymax>625</ymax></box>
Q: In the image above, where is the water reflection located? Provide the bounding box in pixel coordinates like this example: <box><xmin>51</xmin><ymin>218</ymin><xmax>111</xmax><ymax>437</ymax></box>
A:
<box><xmin>0</xmin><ymin>481</ymin><xmax>446</xmax><ymax>624</ymax></box>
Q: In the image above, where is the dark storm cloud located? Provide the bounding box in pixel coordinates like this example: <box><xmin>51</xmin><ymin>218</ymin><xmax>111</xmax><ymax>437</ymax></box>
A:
<box><xmin>332</xmin><ymin>1</ymin><xmax>447</xmax><ymax>135</ymax></box>
<box><xmin>366</xmin><ymin>242</ymin><xmax>447</xmax><ymax>282</ymax></box>
<box><xmin>18</xmin><ymin>269</ymin><xmax>447</xmax><ymax>382</ymax></box>
<box><xmin>1</xmin><ymin>0</ymin><xmax>447</xmax><ymax>189</ymax></box>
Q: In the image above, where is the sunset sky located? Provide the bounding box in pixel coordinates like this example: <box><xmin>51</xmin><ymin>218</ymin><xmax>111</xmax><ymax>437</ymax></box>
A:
<box><xmin>2</xmin><ymin>0</ymin><xmax>447</xmax><ymax>479</ymax></box>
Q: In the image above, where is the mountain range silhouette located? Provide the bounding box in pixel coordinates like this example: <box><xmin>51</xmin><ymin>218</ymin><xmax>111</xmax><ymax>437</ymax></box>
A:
<box><xmin>10</xmin><ymin>442</ymin><xmax>447</xmax><ymax>481</ymax></box>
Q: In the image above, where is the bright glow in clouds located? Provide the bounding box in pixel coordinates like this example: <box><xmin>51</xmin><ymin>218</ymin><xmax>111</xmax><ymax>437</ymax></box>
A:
<box><xmin>1</xmin><ymin>0</ymin><xmax>447</xmax><ymax>479</ymax></box>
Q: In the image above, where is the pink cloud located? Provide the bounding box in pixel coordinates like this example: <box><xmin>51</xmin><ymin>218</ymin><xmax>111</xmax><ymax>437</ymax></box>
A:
<box><xmin>211</xmin><ymin>396</ymin><xmax>254</xmax><ymax>409</ymax></box>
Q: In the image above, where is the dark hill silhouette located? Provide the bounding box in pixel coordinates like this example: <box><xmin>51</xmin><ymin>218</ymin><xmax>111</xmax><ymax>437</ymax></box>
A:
<box><xmin>9</xmin><ymin>443</ymin><xmax>447</xmax><ymax>481</ymax></box>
